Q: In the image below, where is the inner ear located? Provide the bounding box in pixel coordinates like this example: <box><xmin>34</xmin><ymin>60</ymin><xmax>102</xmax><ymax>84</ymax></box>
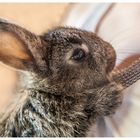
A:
<box><xmin>0</xmin><ymin>31</ymin><xmax>34</xmax><ymax>70</ymax></box>
<box><xmin>0</xmin><ymin>31</ymin><xmax>32</xmax><ymax>60</ymax></box>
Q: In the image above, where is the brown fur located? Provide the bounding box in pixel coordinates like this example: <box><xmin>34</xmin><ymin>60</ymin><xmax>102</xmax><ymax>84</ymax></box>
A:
<box><xmin>0</xmin><ymin>19</ymin><xmax>126</xmax><ymax>137</ymax></box>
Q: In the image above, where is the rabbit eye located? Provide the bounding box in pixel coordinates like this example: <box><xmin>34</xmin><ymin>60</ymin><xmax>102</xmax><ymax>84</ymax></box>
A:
<box><xmin>71</xmin><ymin>48</ymin><xmax>86</xmax><ymax>61</ymax></box>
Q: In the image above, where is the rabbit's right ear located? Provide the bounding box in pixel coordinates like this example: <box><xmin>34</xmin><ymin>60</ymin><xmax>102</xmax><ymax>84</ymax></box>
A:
<box><xmin>0</xmin><ymin>19</ymin><xmax>47</xmax><ymax>72</ymax></box>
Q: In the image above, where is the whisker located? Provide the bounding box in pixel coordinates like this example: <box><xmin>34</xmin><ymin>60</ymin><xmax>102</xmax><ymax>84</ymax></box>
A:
<box><xmin>116</xmin><ymin>51</ymin><xmax>139</xmax><ymax>55</ymax></box>
<box><xmin>115</xmin><ymin>49</ymin><xmax>139</xmax><ymax>52</ymax></box>
<box><xmin>116</xmin><ymin>59</ymin><xmax>124</xmax><ymax>62</ymax></box>
<box><xmin>111</xmin><ymin>34</ymin><xmax>140</xmax><ymax>45</ymax></box>
<box><xmin>109</xmin><ymin>23</ymin><xmax>140</xmax><ymax>44</ymax></box>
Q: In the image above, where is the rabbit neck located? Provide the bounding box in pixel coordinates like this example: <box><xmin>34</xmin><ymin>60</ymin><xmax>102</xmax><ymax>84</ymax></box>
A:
<box><xmin>0</xmin><ymin>71</ymin><xmax>92</xmax><ymax>137</ymax></box>
<box><xmin>16</xmin><ymin>71</ymin><xmax>79</xmax><ymax>96</ymax></box>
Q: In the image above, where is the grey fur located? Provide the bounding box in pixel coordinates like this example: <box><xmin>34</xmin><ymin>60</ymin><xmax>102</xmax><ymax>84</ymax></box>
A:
<box><xmin>0</xmin><ymin>20</ymin><xmax>139</xmax><ymax>137</ymax></box>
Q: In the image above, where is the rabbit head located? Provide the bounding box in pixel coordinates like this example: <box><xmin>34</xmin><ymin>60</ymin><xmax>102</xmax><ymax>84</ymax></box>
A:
<box><xmin>0</xmin><ymin>20</ymin><xmax>116</xmax><ymax>93</ymax></box>
<box><xmin>0</xmin><ymin>19</ymin><xmax>139</xmax><ymax>95</ymax></box>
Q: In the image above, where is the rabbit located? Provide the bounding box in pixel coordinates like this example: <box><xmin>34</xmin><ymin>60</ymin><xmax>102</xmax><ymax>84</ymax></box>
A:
<box><xmin>0</xmin><ymin>19</ymin><xmax>140</xmax><ymax>137</ymax></box>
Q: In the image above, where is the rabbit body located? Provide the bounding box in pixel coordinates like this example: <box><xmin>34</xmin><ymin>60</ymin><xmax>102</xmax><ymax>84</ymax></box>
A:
<box><xmin>0</xmin><ymin>73</ymin><xmax>122</xmax><ymax>137</ymax></box>
<box><xmin>0</xmin><ymin>23</ymin><xmax>123</xmax><ymax>137</ymax></box>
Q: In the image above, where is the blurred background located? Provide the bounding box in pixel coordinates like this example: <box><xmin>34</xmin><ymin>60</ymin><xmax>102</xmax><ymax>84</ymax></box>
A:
<box><xmin>0</xmin><ymin>3</ymin><xmax>140</xmax><ymax>137</ymax></box>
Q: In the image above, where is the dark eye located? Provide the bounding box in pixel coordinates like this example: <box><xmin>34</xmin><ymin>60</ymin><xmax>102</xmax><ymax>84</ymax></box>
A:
<box><xmin>71</xmin><ymin>48</ymin><xmax>86</xmax><ymax>61</ymax></box>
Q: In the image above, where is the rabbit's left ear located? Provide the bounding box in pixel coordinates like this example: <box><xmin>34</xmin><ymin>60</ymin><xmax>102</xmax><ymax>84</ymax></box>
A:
<box><xmin>0</xmin><ymin>19</ymin><xmax>47</xmax><ymax>72</ymax></box>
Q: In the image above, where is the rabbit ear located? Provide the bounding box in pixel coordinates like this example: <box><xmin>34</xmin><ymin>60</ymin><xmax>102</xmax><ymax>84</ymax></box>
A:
<box><xmin>0</xmin><ymin>19</ymin><xmax>47</xmax><ymax>72</ymax></box>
